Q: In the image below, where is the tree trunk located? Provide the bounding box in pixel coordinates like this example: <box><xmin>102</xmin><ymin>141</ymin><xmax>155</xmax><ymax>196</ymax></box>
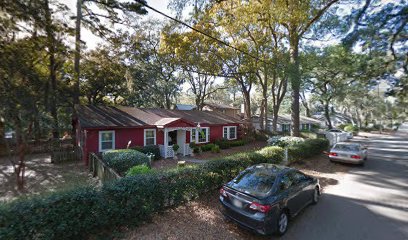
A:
<box><xmin>324</xmin><ymin>102</ymin><xmax>332</xmax><ymax>129</ymax></box>
<box><xmin>259</xmin><ymin>99</ymin><xmax>265</xmax><ymax>130</ymax></box>
<box><xmin>289</xmin><ymin>34</ymin><xmax>300</xmax><ymax>136</ymax></box>
<box><xmin>44</xmin><ymin>0</ymin><xmax>59</xmax><ymax>139</ymax></box>
<box><xmin>272</xmin><ymin>105</ymin><xmax>279</xmax><ymax>133</ymax></box>
<box><xmin>74</xmin><ymin>0</ymin><xmax>82</xmax><ymax>105</ymax></box>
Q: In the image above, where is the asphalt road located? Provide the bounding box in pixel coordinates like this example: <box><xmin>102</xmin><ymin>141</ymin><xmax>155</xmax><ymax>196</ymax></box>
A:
<box><xmin>281</xmin><ymin>124</ymin><xmax>408</xmax><ymax>240</ymax></box>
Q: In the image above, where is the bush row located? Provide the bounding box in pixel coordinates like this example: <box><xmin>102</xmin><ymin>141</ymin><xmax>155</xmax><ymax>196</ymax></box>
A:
<box><xmin>288</xmin><ymin>138</ymin><xmax>330</xmax><ymax>163</ymax></box>
<box><xmin>130</xmin><ymin>145</ymin><xmax>161</xmax><ymax>160</ymax></box>
<box><xmin>103</xmin><ymin>149</ymin><xmax>150</xmax><ymax>176</ymax></box>
<box><xmin>213</xmin><ymin>139</ymin><xmax>246</xmax><ymax>149</ymax></box>
<box><xmin>0</xmin><ymin>140</ymin><xmax>326</xmax><ymax>239</ymax></box>
<box><xmin>0</xmin><ymin>145</ymin><xmax>285</xmax><ymax>239</ymax></box>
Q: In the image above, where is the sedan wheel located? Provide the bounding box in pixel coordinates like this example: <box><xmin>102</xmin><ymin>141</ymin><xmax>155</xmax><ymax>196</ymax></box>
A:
<box><xmin>277</xmin><ymin>211</ymin><xmax>288</xmax><ymax>235</ymax></box>
<box><xmin>312</xmin><ymin>187</ymin><xmax>319</xmax><ymax>204</ymax></box>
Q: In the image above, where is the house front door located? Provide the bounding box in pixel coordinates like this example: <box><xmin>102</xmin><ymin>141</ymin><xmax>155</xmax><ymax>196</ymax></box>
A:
<box><xmin>177</xmin><ymin>130</ymin><xmax>185</xmax><ymax>156</ymax></box>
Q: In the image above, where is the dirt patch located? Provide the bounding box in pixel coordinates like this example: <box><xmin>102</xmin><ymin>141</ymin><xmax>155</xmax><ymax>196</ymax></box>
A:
<box><xmin>0</xmin><ymin>154</ymin><xmax>96</xmax><ymax>202</ymax></box>
<box><xmin>121</xmin><ymin>152</ymin><xmax>351</xmax><ymax>240</ymax></box>
<box><xmin>290</xmin><ymin>154</ymin><xmax>351</xmax><ymax>190</ymax></box>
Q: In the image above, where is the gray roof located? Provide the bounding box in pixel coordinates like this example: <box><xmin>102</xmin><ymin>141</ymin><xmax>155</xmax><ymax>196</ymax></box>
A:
<box><xmin>76</xmin><ymin>105</ymin><xmax>242</xmax><ymax>129</ymax></box>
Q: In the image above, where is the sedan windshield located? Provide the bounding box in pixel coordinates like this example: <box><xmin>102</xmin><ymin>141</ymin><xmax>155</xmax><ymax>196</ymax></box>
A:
<box><xmin>227</xmin><ymin>165</ymin><xmax>277</xmax><ymax>198</ymax></box>
<box><xmin>334</xmin><ymin>144</ymin><xmax>360</xmax><ymax>152</ymax></box>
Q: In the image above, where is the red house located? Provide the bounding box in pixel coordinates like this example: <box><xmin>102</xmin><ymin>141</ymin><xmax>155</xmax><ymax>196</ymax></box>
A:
<box><xmin>75</xmin><ymin>105</ymin><xmax>242</xmax><ymax>164</ymax></box>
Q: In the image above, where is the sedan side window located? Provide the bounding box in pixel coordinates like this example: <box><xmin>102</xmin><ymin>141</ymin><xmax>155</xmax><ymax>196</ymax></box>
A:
<box><xmin>280</xmin><ymin>175</ymin><xmax>292</xmax><ymax>191</ymax></box>
<box><xmin>291</xmin><ymin>172</ymin><xmax>308</xmax><ymax>185</ymax></box>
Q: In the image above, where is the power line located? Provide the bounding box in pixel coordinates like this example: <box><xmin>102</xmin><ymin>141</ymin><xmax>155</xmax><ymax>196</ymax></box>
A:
<box><xmin>136</xmin><ymin>0</ymin><xmax>271</xmax><ymax>65</ymax></box>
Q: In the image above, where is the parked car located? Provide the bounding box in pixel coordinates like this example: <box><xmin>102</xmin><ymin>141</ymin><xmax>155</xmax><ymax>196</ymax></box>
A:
<box><xmin>327</xmin><ymin>128</ymin><xmax>353</xmax><ymax>139</ymax></box>
<box><xmin>219</xmin><ymin>164</ymin><xmax>320</xmax><ymax>236</ymax></box>
<box><xmin>328</xmin><ymin>142</ymin><xmax>367</xmax><ymax>165</ymax></box>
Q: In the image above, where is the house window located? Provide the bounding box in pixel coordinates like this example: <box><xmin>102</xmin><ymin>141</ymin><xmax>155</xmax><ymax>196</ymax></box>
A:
<box><xmin>301</xmin><ymin>124</ymin><xmax>310</xmax><ymax>131</ymax></box>
<box><xmin>198</xmin><ymin>128</ymin><xmax>209</xmax><ymax>143</ymax></box>
<box><xmin>192</xmin><ymin>127</ymin><xmax>209</xmax><ymax>143</ymax></box>
<box><xmin>144</xmin><ymin>129</ymin><xmax>156</xmax><ymax>146</ymax></box>
<box><xmin>99</xmin><ymin>131</ymin><xmax>115</xmax><ymax>152</ymax></box>
<box><xmin>282</xmin><ymin>124</ymin><xmax>291</xmax><ymax>132</ymax></box>
<box><xmin>223</xmin><ymin>126</ymin><xmax>237</xmax><ymax>140</ymax></box>
<box><xmin>191</xmin><ymin>129</ymin><xmax>196</xmax><ymax>143</ymax></box>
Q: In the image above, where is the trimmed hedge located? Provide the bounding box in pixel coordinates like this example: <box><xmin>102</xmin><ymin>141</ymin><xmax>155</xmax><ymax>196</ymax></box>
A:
<box><xmin>0</xmin><ymin>151</ymin><xmax>274</xmax><ymax>239</ymax></box>
<box><xmin>256</xmin><ymin>146</ymin><xmax>285</xmax><ymax>163</ymax></box>
<box><xmin>0</xmin><ymin>141</ymin><xmax>325</xmax><ymax>240</ymax></box>
<box><xmin>126</xmin><ymin>164</ymin><xmax>152</xmax><ymax>176</ymax></box>
<box><xmin>200</xmin><ymin>143</ymin><xmax>215</xmax><ymax>152</ymax></box>
<box><xmin>130</xmin><ymin>145</ymin><xmax>161</xmax><ymax>160</ymax></box>
<box><xmin>103</xmin><ymin>149</ymin><xmax>150</xmax><ymax>175</ymax></box>
<box><xmin>288</xmin><ymin>138</ymin><xmax>330</xmax><ymax>163</ymax></box>
<box><xmin>213</xmin><ymin>139</ymin><xmax>246</xmax><ymax>149</ymax></box>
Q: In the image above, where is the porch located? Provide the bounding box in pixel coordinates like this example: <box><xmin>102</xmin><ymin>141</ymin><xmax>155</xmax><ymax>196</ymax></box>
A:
<box><xmin>158</xmin><ymin>127</ymin><xmax>194</xmax><ymax>159</ymax></box>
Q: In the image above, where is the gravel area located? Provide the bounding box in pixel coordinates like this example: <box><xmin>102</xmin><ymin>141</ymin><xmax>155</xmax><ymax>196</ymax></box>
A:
<box><xmin>121</xmin><ymin>153</ymin><xmax>351</xmax><ymax>240</ymax></box>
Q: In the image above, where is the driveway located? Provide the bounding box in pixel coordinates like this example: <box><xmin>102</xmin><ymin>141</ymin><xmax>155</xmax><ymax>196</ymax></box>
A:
<box><xmin>281</xmin><ymin>124</ymin><xmax>408</xmax><ymax>240</ymax></box>
<box><xmin>124</xmin><ymin>125</ymin><xmax>408</xmax><ymax>240</ymax></box>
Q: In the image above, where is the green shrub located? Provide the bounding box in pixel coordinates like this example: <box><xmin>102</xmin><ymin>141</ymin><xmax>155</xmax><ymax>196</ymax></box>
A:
<box><xmin>344</xmin><ymin>124</ymin><xmax>359</xmax><ymax>134</ymax></box>
<box><xmin>172</xmin><ymin>144</ymin><xmax>179</xmax><ymax>152</ymax></box>
<box><xmin>214</xmin><ymin>139</ymin><xmax>230</xmax><ymax>149</ymax></box>
<box><xmin>193</xmin><ymin>146</ymin><xmax>201</xmax><ymax>153</ymax></box>
<box><xmin>103</xmin><ymin>149</ymin><xmax>149</xmax><ymax>176</ymax></box>
<box><xmin>200</xmin><ymin>143</ymin><xmax>215</xmax><ymax>152</ymax></box>
<box><xmin>130</xmin><ymin>145</ymin><xmax>161</xmax><ymax>160</ymax></box>
<box><xmin>256</xmin><ymin>146</ymin><xmax>284</xmax><ymax>163</ymax></box>
<box><xmin>267</xmin><ymin>136</ymin><xmax>305</xmax><ymax>147</ymax></box>
<box><xmin>126</xmin><ymin>164</ymin><xmax>152</xmax><ymax>176</ymax></box>
<box><xmin>0</xmin><ymin>142</ymin><xmax>325</xmax><ymax>240</ymax></box>
<box><xmin>288</xmin><ymin>138</ymin><xmax>329</xmax><ymax>163</ymax></box>
<box><xmin>211</xmin><ymin>144</ymin><xmax>220</xmax><ymax>153</ymax></box>
<box><xmin>229</xmin><ymin>140</ymin><xmax>246</xmax><ymax>147</ymax></box>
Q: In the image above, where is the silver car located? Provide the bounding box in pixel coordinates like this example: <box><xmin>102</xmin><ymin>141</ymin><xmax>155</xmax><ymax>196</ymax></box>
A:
<box><xmin>329</xmin><ymin>143</ymin><xmax>367</xmax><ymax>165</ymax></box>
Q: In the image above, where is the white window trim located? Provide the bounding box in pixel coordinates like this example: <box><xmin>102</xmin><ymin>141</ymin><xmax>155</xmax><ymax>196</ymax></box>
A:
<box><xmin>99</xmin><ymin>130</ymin><xmax>115</xmax><ymax>152</ymax></box>
<box><xmin>144</xmin><ymin>129</ymin><xmax>156</xmax><ymax>146</ymax></box>
<box><xmin>191</xmin><ymin>127</ymin><xmax>209</xmax><ymax>143</ymax></box>
<box><xmin>223</xmin><ymin>126</ymin><xmax>237</xmax><ymax>140</ymax></box>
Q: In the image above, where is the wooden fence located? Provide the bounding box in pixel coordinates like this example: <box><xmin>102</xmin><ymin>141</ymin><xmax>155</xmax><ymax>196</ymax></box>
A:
<box><xmin>51</xmin><ymin>146</ymin><xmax>82</xmax><ymax>163</ymax></box>
<box><xmin>89</xmin><ymin>153</ymin><xmax>121</xmax><ymax>183</ymax></box>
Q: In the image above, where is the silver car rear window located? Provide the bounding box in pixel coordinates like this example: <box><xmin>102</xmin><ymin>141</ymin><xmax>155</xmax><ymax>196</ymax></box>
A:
<box><xmin>333</xmin><ymin>144</ymin><xmax>359</xmax><ymax>151</ymax></box>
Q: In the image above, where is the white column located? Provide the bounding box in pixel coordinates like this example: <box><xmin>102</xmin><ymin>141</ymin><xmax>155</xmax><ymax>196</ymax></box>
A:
<box><xmin>164</xmin><ymin>128</ymin><xmax>168</xmax><ymax>158</ymax></box>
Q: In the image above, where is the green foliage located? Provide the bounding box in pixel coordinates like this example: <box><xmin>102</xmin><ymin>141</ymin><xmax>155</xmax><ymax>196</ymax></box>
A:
<box><xmin>172</xmin><ymin>144</ymin><xmax>180</xmax><ymax>152</ymax></box>
<box><xmin>126</xmin><ymin>164</ymin><xmax>152</xmax><ymax>176</ymax></box>
<box><xmin>288</xmin><ymin>138</ymin><xmax>330</xmax><ymax>163</ymax></box>
<box><xmin>130</xmin><ymin>145</ymin><xmax>161</xmax><ymax>160</ymax></box>
<box><xmin>103</xmin><ymin>149</ymin><xmax>149</xmax><ymax>175</ymax></box>
<box><xmin>0</xmin><ymin>141</ymin><xmax>329</xmax><ymax>239</ymax></box>
<box><xmin>214</xmin><ymin>139</ymin><xmax>230</xmax><ymax>149</ymax></box>
<box><xmin>211</xmin><ymin>144</ymin><xmax>220</xmax><ymax>153</ymax></box>
<box><xmin>189</xmin><ymin>142</ymin><xmax>196</xmax><ymax>149</ymax></box>
<box><xmin>344</xmin><ymin>124</ymin><xmax>359</xmax><ymax>134</ymax></box>
<box><xmin>214</xmin><ymin>139</ymin><xmax>246</xmax><ymax>149</ymax></box>
<box><xmin>229</xmin><ymin>140</ymin><xmax>246</xmax><ymax>147</ymax></box>
<box><xmin>268</xmin><ymin>136</ymin><xmax>305</xmax><ymax>147</ymax></box>
<box><xmin>200</xmin><ymin>143</ymin><xmax>215</xmax><ymax>152</ymax></box>
<box><xmin>256</xmin><ymin>146</ymin><xmax>284</xmax><ymax>164</ymax></box>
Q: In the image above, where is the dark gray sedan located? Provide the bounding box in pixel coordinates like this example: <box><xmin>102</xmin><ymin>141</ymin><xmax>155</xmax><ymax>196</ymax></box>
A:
<box><xmin>219</xmin><ymin>164</ymin><xmax>320</xmax><ymax>236</ymax></box>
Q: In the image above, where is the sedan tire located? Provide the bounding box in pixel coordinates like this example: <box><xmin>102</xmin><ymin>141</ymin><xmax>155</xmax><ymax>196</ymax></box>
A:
<box><xmin>312</xmin><ymin>187</ymin><xmax>320</xmax><ymax>205</ymax></box>
<box><xmin>276</xmin><ymin>210</ymin><xmax>289</xmax><ymax>236</ymax></box>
